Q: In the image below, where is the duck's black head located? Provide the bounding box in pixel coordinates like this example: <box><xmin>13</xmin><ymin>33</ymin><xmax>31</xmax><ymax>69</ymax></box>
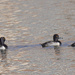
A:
<box><xmin>53</xmin><ymin>34</ymin><xmax>62</xmax><ymax>42</ymax></box>
<box><xmin>0</xmin><ymin>37</ymin><xmax>5</xmax><ymax>46</ymax></box>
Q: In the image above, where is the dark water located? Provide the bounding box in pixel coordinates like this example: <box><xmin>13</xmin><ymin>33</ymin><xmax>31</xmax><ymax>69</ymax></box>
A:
<box><xmin>0</xmin><ymin>0</ymin><xmax>75</xmax><ymax>75</ymax></box>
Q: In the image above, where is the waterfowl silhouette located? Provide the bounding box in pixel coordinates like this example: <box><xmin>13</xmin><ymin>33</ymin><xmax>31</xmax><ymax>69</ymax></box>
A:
<box><xmin>0</xmin><ymin>37</ymin><xmax>8</xmax><ymax>50</ymax></box>
<box><xmin>41</xmin><ymin>34</ymin><xmax>62</xmax><ymax>47</ymax></box>
<box><xmin>70</xmin><ymin>42</ymin><xmax>75</xmax><ymax>47</ymax></box>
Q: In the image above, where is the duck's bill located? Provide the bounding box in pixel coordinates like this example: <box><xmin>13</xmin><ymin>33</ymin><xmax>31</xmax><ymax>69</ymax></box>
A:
<box><xmin>59</xmin><ymin>37</ymin><xmax>63</xmax><ymax>39</ymax></box>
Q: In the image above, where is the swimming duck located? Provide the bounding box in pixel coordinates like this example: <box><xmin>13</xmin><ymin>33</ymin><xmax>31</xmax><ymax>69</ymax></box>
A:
<box><xmin>0</xmin><ymin>37</ymin><xmax>8</xmax><ymax>50</ymax></box>
<box><xmin>41</xmin><ymin>34</ymin><xmax>62</xmax><ymax>47</ymax></box>
<box><xmin>70</xmin><ymin>42</ymin><xmax>75</xmax><ymax>47</ymax></box>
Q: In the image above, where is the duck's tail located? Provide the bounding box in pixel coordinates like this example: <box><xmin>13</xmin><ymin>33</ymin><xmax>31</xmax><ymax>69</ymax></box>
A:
<box><xmin>40</xmin><ymin>43</ymin><xmax>46</xmax><ymax>48</ymax></box>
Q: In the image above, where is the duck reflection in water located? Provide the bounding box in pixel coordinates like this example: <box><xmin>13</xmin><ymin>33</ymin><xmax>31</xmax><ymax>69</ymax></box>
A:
<box><xmin>0</xmin><ymin>49</ymin><xmax>7</xmax><ymax>62</ymax></box>
<box><xmin>54</xmin><ymin>46</ymin><xmax>60</xmax><ymax>55</ymax></box>
<box><xmin>54</xmin><ymin>46</ymin><xmax>61</xmax><ymax>60</ymax></box>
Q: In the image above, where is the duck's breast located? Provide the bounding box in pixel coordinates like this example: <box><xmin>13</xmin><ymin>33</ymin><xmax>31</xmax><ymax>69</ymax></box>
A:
<box><xmin>0</xmin><ymin>46</ymin><xmax>6</xmax><ymax>50</ymax></box>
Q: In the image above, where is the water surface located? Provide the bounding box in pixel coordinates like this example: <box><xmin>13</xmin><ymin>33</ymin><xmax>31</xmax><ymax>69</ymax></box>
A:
<box><xmin>0</xmin><ymin>0</ymin><xmax>75</xmax><ymax>75</ymax></box>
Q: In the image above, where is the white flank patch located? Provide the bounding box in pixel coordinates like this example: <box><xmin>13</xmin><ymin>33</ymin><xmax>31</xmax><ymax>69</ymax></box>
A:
<box><xmin>0</xmin><ymin>46</ymin><xmax>5</xmax><ymax>50</ymax></box>
<box><xmin>47</xmin><ymin>42</ymin><xmax>60</xmax><ymax>46</ymax></box>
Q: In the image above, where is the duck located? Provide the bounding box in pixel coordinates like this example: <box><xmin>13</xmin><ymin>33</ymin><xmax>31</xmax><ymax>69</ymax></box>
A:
<box><xmin>70</xmin><ymin>42</ymin><xmax>75</xmax><ymax>47</ymax></box>
<box><xmin>41</xmin><ymin>34</ymin><xmax>62</xmax><ymax>47</ymax></box>
<box><xmin>0</xmin><ymin>37</ymin><xmax>8</xmax><ymax>50</ymax></box>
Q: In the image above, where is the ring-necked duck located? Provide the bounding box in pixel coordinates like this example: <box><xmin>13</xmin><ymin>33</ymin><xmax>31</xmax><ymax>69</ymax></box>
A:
<box><xmin>41</xmin><ymin>34</ymin><xmax>63</xmax><ymax>47</ymax></box>
<box><xmin>70</xmin><ymin>42</ymin><xmax>75</xmax><ymax>47</ymax></box>
<box><xmin>0</xmin><ymin>37</ymin><xmax>8</xmax><ymax>50</ymax></box>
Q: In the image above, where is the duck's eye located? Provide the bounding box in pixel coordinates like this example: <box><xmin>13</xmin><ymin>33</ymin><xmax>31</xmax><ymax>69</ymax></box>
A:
<box><xmin>56</xmin><ymin>36</ymin><xmax>58</xmax><ymax>37</ymax></box>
